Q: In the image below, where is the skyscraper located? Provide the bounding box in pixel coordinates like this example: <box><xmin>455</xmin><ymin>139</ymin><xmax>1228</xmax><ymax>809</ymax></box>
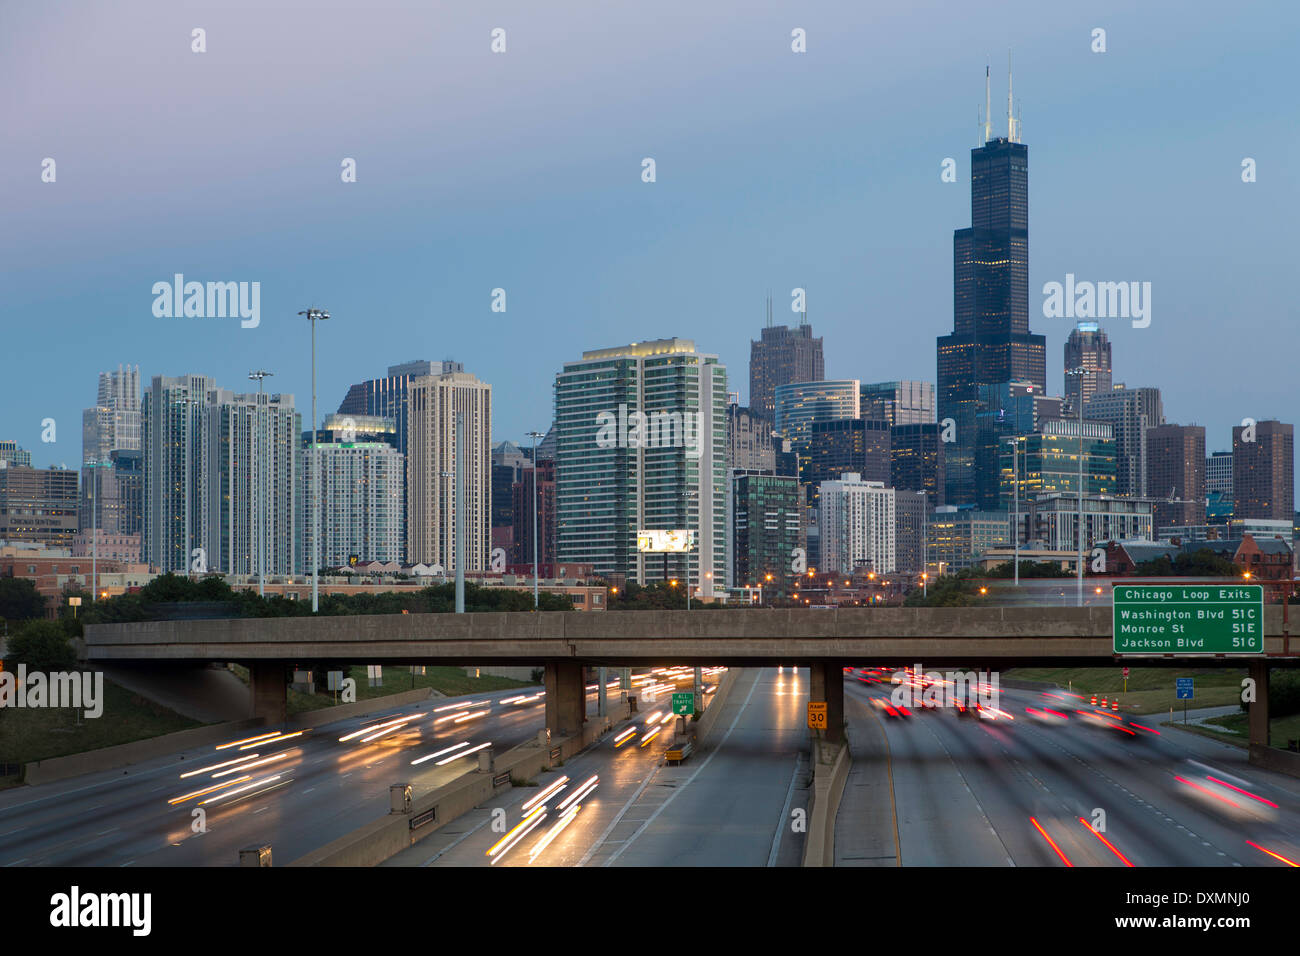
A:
<box><xmin>1084</xmin><ymin>385</ymin><xmax>1163</xmax><ymax>498</ymax></box>
<box><xmin>1232</xmin><ymin>420</ymin><xmax>1294</xmax><ymax>521</ymax></box>
<box><xmin>818</xmin><ymin>474</ymin><xmax>896</xmax><ymax>575</ymax></box>
<box><xmin>337</xmin><ymin>360</ymin><xmax>463</xmax><ymax>458</ymax></box>
<box><xmin>860</xmin><ymin>381</ymin><xmax>936</xmax><ymax>426</ymax></box>
<box><xmin>142</xmin><ymin>375</ymin><xmax>298</xmax><ymax>575</ymax></box>
<box><xmin>773</xmin><ymin>380</ymin><xmax>860</xmax><ymax>457</ymax></box>
<box><xmin>890</xmin><ymin>423</ymin><xmax>946</xmax><ymax>507</ymax></box>
<box><xmin>937</xmin><ymin>68</ymin><xmax>1044</xmax><ymax>506</ymax></box>
<box><xmin>142</xmin><ymin>374</ymin><xmax>217</xmax><ymax>573</ymax></box>
<box><xmin>82</xmin><ymin>364</ymin><xmax>141</xmax><ymax>464</ymax></box>
<box><xmin>1146</xmin><ymin>424</ymin><xmax>1206</xmax><ymax>530</ymax></box>
<box><xmin>726</xmin><ymin>402</ymin><xmax>777</xmax><ymax>473</ymax></box>
<box><xmin>806</xmin><ymin>418</ymin><xmax>890</xmax><ymax>487</ymax></box>
<box><xmin>728</xmin><ymin>470</ymin><xmax>802</xmax><ymax>592</ymax></box>
<box><xmin>406</xmin><ymin>369</ymin><xmax>493</xmax><ymax>572</ymax></box>
<box><xmin>81</xmin><ymin>365</ymin><xmax>142</xmax><ymax>539</ymax></box>
<box><xmin>1063</xmin><ymin>322</ymin><xmax>1112</xmax><ymax>410</ymax></box>
<box><xmin>554</xmin><ymin>338</ymin><xmax>727</xmax><ymax>595</ymax></box>
<box><xmin>297</xmin><ymin>436</ymin><xmax>404</xmax><ymax>569</ymax></box>
<box><xmin>749</xmin><ymin>303</ymin><xmax>824</xmax><ymax>420</ymax></box>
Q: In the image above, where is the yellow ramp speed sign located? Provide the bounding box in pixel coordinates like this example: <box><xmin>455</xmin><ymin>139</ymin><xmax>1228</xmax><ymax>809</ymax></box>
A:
<box><xmin>807</xmin><ymin>701</ymin><xmax>827</xmax><ymax>729</ymax></box>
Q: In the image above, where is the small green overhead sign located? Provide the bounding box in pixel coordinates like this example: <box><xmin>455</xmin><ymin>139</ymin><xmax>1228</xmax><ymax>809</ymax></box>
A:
<box><xmin>1113</xmin><ymin>584</ymin><xmax>1264</xmax><ymax>655</ymax></box>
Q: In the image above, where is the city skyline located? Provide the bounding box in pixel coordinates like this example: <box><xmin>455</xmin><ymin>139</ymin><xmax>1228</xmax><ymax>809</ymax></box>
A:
<box><xmin>4</xmin><ymin>3</ymin><xmax>1297</xmax><ymax>503</ymax></box>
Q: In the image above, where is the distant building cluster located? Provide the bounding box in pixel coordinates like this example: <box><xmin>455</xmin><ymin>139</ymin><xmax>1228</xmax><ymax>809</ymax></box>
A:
<box><xmin>3</xmin><ymin>82</ymin><xmax>1295</xmax><ymax>611</ymax></box>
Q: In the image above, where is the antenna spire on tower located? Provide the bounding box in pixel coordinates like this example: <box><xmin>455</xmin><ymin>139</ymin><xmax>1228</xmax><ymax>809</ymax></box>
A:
<box><xmin>984</xmin><ymin>63</ymin><xmax>991</xmax><ymax>144</ymax></box>
<box><xmin>1007</xmin><ymin>50</ymin><xmax>1016</xmax><ymax>141</ymax></box>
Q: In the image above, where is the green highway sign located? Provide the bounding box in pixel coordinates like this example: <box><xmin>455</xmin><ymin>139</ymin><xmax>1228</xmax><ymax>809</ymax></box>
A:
<box><xmin>1113</xmin><ymin>584</ymin><xmax>1264</xmax><ymax>655</ymax></box>
<box><xmin>672</xmin><ymin>692</ymin><xmax>694</xmax><ymax>716</ymax></box>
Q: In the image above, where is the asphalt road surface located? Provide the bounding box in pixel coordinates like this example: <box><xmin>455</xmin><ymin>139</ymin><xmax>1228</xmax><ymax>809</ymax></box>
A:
<box><xmin>837</xmin><ymin>671</ymin><xmax>1300</xmax><ymax>867</ymax></box>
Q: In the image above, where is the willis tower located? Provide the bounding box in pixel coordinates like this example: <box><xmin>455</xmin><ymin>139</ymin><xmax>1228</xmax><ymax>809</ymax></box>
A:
<box><xmin>937</xmin><ymin>62</ymin><xmax>1045</xmax><ymax>509</ymax></box>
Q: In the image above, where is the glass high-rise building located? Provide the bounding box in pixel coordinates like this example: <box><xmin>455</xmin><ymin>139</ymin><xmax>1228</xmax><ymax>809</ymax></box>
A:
<box><xmin>142</xmin><ymin>375</ymin><xmax>298</xmax><ymax>575</ymax></box>
<box><xmin>860</xmin><ymin>381</ymin><xmax>935</xmax><ymax>426</ymax></box>
<box><xmin>555</xmin><ymin>338</ymin><xmax>727</xmax><ymax>596</ymax></box>
<box><xmin>937</xmin><ymin>78</ymin><xmax>1045</xmax><ymax>507</ymax></box>
<box><xmin>999</xmin><ymin>418</ymin><xmax>1117</xmax><ymax>506</ymax></box>
<box><xmin>727</xmin><ymin>470</ymin><xmax>802</xmax><ymax>593</ymax></box>
<box><xmin>773</xmin><ymin>380</ymin><xmax>859</xmax><ymax>456</ymax></box>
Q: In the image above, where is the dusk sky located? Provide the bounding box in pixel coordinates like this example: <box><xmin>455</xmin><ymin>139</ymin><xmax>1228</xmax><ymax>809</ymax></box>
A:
<box><xmin>4</xmin><ymin>1</ymin><xmax>1296</xmax><ymax>490</ymax></box>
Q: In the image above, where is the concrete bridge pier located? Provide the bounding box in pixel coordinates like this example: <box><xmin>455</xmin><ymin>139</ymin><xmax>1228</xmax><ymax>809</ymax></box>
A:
<box><xmin>1248</xmin><ymin>659</ymin><xmax>1270</xmax><ymax>748</ymax></box>
<box><xmin>249</xmin><ymin>661</ymin><xmax>288</xmax><ymax>725</ymax></box>
<box><xmin>809</xmin><ymin>662</ymin><xmax>845</xmax><ymax>744</ymax></box>
<box><xmin>545</xmin><ymin>661</ymin><xmax>585</xmax><ymax>738</ymax></box>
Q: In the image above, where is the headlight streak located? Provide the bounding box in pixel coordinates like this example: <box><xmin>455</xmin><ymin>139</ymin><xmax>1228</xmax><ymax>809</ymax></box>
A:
<box><xmin>240</xmin><ymin>731</ymin><xmax>304</xmax><ymax>750</ymax></box>
<box><xmin>180</xmin><ymin>755</ymin><xmax>261</xmax><ymax>778</ymax></box>
<box><xmin>528</xmin><ymin>803</ymin><xmax>581</xmax><ymax>863</ymax></box>
<box><xmin>215</xmin><ymin>732</ymin><xmax>282</xmax><ymax>751</ymax></box>
<box><xmin>521</xmin><ymin>776</ymin><xmax>569</xmax><ymax>814</ymax></box>
<box><xmin>639</xmin><ymin>727</ymin><xmax>661</xmax><ymax>747</ymax></box>
<box><xmin>452</xmin><ymin>709</ymin><xmax>491</xmax><ymax>724</ymax></box>
<box><xmin>614</xmin><ymin>728</ymin><xmax>638</xmax><ymax>748</ymax></box>
<box><xmin>199</xmin><ymin>774</ymin><xmax>285</xmax><ymax>806</ymax></box>
<box><xmin>411</xmin><ymin>741</ymin><xmax>471</xmax><ymax>765</ymax></box>
<box><xmin>167</xmin><ymin>775</ymin><xmax>251</xmax><ymax>805</ymax></box>
<box><xmin>211</xmin><ymin>751</ymin><xmax>294</xmax><ymax>777</ymax></box>
<box><xmin>555</xmin><ymin>775</ymin><xmax>598</xmax><ymax>812</ymax></box>
<box><xmin>435</xmin><ymin>741</ymin><xmax>491</xmax><ymax>765</ymax></box>
<box><xmin>486</xmin><ymin>808</ymin><xmax>549</xmax><ymax>863</ymax></box>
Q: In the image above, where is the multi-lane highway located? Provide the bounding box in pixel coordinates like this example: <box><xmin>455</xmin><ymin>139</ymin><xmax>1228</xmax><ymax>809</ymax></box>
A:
<box><xmin>386</xmin><ymin>666</ymin><xmax>809</xmax><ymax>867</ymax></box>
<box><xmin>837</xmin><ymin>670</ymin><xmax>1300</xmax><ymax>867</ymax></box>
<box><xmin>0</xmin><ymin>685</ymin><xmax>560</xmax><ymax>867</ymax></box>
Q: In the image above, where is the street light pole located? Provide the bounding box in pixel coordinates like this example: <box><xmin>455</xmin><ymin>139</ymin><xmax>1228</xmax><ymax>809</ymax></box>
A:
<box><xmin>1006</xmin><ymin>437</ymin><xmax>1019</xmax><ymax>588</ymax></box>
<box><xmin>300</xmin><ymin>309</ymin><xmax>330</xmax><ymax>613</ymax></box>
<box><xmin>1066</xmin><ymin>367</ymin><xmax>1087</xmax><ymax>607</ymax></box>
<box><xmin>249</xmin><ymin>370</ymin><xmax>273</xmax><ymax>598</ymax></box>
<box><xmin>527</xmin><ymin>430</ymin><xmax>544</xmax><ymax>609</ymax></box>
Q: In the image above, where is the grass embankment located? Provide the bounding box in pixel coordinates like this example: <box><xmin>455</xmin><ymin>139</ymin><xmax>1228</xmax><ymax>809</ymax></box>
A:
<box><xmin>1184</xmin><ymin>711</ymin><xmax>1300</xmax><ymax>749</ymax></box>
<box><xmin>1006</xmin><ymin>666</ymin><xmax>1246</xmax><ymax>715</ymax></box>
<box><xmin>285</xmin><ymin>665</ymin><xmax>536</xmax><ymax>716</ymax></box>
<box><xmin>0</xmin><ymin>675</ymin><xmax>200</xmax><ymax>786</ymax></box>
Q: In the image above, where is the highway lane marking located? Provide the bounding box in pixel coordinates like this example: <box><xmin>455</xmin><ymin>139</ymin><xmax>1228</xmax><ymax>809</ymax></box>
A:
<box><xmin>766</xmin><ymin>755</ymin><xmax>801</xmax><ymax>867</ymax></box>
<box><xmin>1017</xmin><ymin>718</ymin><xmax>1237</xmax><ymax>864</ymax></box>
<box><xmin>846</xmin><ymin>687</ymin><xmax>902</xmax><ymax>866</ymax></box>
<box><xmin>882</xmin><ymin>687</ymin><xmax>1016</xmax><ymax>867</ymax></box>
<box><xmin>600</xmin><ymin>668</ymin><xmax>763</xmax><ymax>867</ymax></box>
<box><xmin>576</xmin><ymin>746</ymin><xmax>669</xmax><ymax>867</ymax></box>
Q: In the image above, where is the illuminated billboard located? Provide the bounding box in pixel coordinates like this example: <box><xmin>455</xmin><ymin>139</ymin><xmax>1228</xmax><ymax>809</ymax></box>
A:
<box><xmin>637</xmin><ymin>529</ymin><xmax>695</xmax><ymax>553</ymax></box>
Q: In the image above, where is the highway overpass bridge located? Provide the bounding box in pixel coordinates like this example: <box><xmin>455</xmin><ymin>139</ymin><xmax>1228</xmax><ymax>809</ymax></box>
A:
<box><xmin>84</xmin><ymin>606</ymin><xmax>1296</xmax><ymax>747</ymax></box>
